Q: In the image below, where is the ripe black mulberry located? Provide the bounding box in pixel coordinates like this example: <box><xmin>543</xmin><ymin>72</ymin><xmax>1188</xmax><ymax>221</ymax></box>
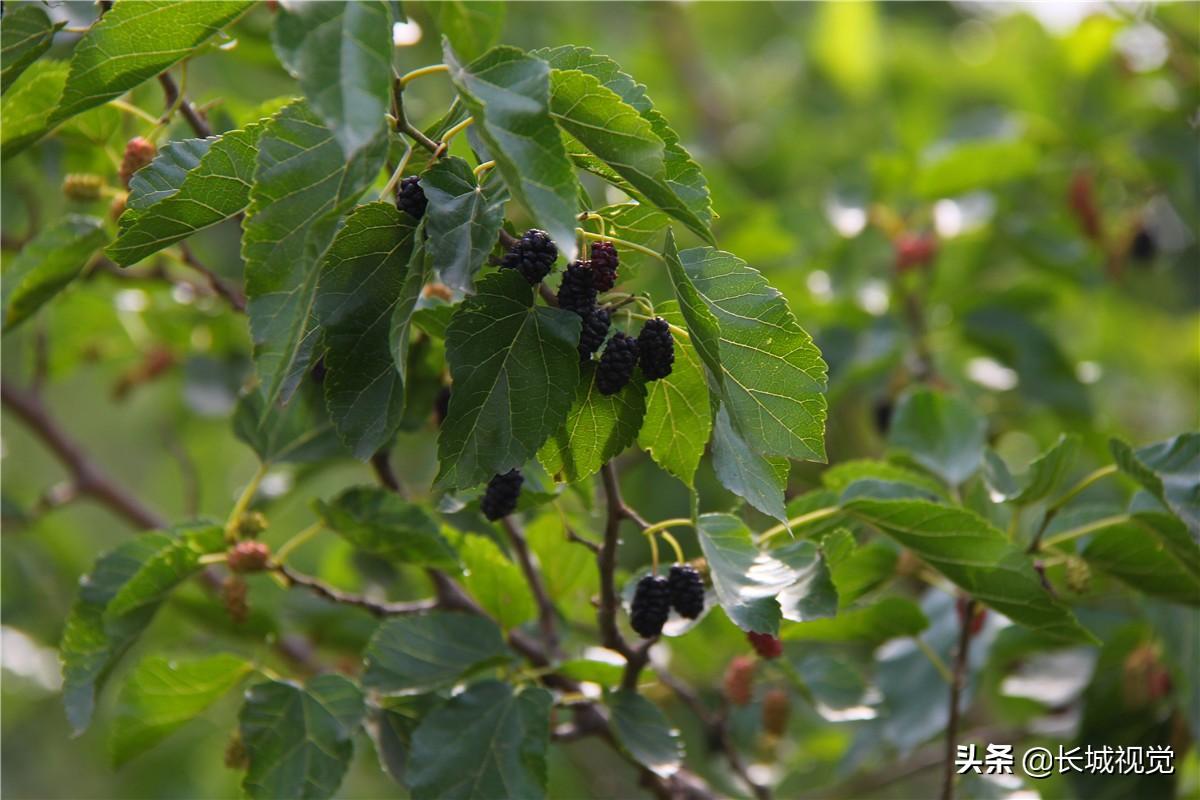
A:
<box><xmin>596</xmin><ymin>332</ymin><xmax>639</xmax><ymax>395</ymax></box>
<box><xmin>501</xmin><ymin>229</ymin><xmax>558</xmax><ymax>284</ymax></box>
<box><xmin>630</xmin><ymin>574</ymin><xmax>670</xmax><ymax>638</ymax></box>
<box><xmin>556</xmin><ymin>261</ymin><xmax>598</xmax><ymax>315</ymax></box>
<box><xmin>396</xmin><ymin>176</ymin><xmax>427</xmax><ymax>219</ymax></box>
<box><xmin>667</xmin><ymin>564</ymin><xmax>704</xmax><ymax>618</ymax></box>
<box><xmin>637</xmin><ymin>317</ymin><xmax>674</xmax><ymax>380</ymax></box>
<box><xmin>578</xmin><ymin>306</ymin><xmax>611</xmax><ymax>361</ymax></box>
<box><xmin>590</xmin><ymin>241</ymin><xmax>619</xmax><ymax>291</ymax></box>
<box><xmin>481</xmin><ymin>469</ymin><xmax>523</xmax><ymax>520</ymax></box>
<box><xmin>1130</xmin><ymin>227</ymin><xmax>1157</xmax><ymax>262</ymax></box>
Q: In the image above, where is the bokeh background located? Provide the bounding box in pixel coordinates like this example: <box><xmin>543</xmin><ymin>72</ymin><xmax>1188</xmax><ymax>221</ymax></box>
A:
<box><xmin>2</xmin><ymin>2</ymin><xmax>1197</xmax><ymax>798</ymax></box>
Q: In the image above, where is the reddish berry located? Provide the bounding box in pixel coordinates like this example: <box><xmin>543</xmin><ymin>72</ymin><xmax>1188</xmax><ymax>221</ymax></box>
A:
<box><xmin>723</xmin><ymin>655</ymin><xmax>756</xmax><ymax>706</ymax></box>
<box><xmin>747</xmin><ymin>631</ymin><xmax>783</xmax><ymax>660</ymax></box>
<box><xmin>227</xmin><ymin>541</ymin><xmax>271</xmax><ymax>573</ymax></box>
<box><xmin>894</xmin><ymin>232</ymin><xmax>937</xmax><ymax>272</ymax></box>
<box><xmin>955</xmin><ymin>597</ymin><xmax>987</xmax><ymax>637</ymax></box>
<box><xmin>120</xmin><ymin>137</ymin><xmax>157</xmax><ymax>188</ymax></box>
<box><xmin>762</xmin><ymin>688</ymin><xmax>791</xmax><ymax>737</ymax></box>
<box><xmin>222</xmin><ymin>576</ymin><xmax>248</xmax><ymax>624</ymax></box>
<box><xmin>1068</xmin><ymin>170</ymin><xmax>1103</xmax><ymax>242</ymax></box>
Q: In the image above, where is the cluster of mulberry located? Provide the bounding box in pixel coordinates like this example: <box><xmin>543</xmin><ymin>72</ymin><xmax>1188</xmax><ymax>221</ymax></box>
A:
<box><xmin>629</xmin><ymin>563</ymin><xmax>706</xmax><ymax>637</ymax></box>
<box><xmin>481</xmin><ymin>469</ymin><xmax>523</xmax><ymax>520</ymax></box>
<box><xmin>396</xmin><ymin>176</ymin><xmax>427</xmax><ymax>220</ymax></box>
<box><xmin>502</xmin><ymin>229</ymin><xmax>558</xmax><ymax>284</ymax></box>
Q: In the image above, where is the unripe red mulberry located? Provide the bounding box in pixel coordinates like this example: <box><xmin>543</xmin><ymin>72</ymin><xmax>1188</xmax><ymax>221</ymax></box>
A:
<box><xmin>895</xmin><ymin>232</ymin><xmax>937</xmax><ymax>272</ymax></box>
<box><xmin>723</xmin><ymin>655</ymin><xmax>755</xmax><ymax>706</ymax></box>
<box><xmin>227</xmin><ymin>541</ymin><xmax>271</xmax><ymax>573</ymax></box>
<box><xmin>222</xmin><ymin>576</ymin><xmax>248</xmax><ymax>625</ymax></box>
<box><xmin>955</xmin><ymin>597</ymin><xmax>987</xmax><ymax>637</ymax></box>
<box><xmin>761</xmin><ymin>688</ymin><xmax>790</xmax><ymax>737</ymax></box>
<box><xmin>119</xmin><ymin>137</ymin><xmax>157</xmax><ymax>188</ymax></box>
<box><xmin>63</xmin><ymin>173</ymin><xmax>103</xmax><ymax>202</ymax></box>
<box><xmin>747</xmin><ymin>631</ymin><xmax>783</xmax><ymax>659</ymax></box>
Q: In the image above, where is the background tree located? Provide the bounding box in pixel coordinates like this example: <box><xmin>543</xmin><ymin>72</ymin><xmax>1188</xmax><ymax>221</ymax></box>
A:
<box><xmin>1</xmin><ymin>2</ymin><xmax>1197</xmax><ymax>799</ymax></box>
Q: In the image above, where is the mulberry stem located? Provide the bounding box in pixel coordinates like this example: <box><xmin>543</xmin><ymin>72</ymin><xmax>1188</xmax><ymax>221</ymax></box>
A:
<box><xmin>576</xmin><ymin>228</ymin><xmax>664</xmax><ymax>262</ymax></box>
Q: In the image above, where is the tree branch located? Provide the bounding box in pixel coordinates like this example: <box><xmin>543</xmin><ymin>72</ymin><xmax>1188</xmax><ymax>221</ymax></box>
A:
<box><xmin>599</xmin><ymin>462</ymin><xmax>654</xmax><ymax>690</ymax></box>
<box><xmin>158</xmin><ymin>72</ymin><xmax>211</xmax><ymax>138</ymax></box>
<box><xmin>177</xmin><ymin>243</ymin><xmax>246</xmax><ymax>311</ymax></box>
<box><xmin>2</xmin><ymin>379</ymin><xmax>166</xmax><ymax>530</ymax></box>
<box><xmin>275</xmin><ymin>563</ymin><xmax>437</xmax><ymax>616</ymax></box>
<box><xmin>500</xmin><ymin>516</ymin><xmax>560</xmax><ymax>656</ymax></box>
<box><xmin>941</xmin><ymin>599</ymin><xmax>975</xmax><ymax>800</ymax></box>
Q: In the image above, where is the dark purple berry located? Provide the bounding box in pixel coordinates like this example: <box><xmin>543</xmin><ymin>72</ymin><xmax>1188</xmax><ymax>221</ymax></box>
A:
<box><xmin>396</xmin><ymin>176</ymin><xmax>427</xmax><ymax>219</ymax></box>
<box><xmin>590</xmin><ymin>241</ymin><xmax>619</xmax><ymax>292</ymax></box>
<box><xmin>667</xmin><ymin>564</ymin><xmax>704</xmax><ymax>619</ymax></box>
<box><xmin>501</xmin><ymin>229</ymin><xmax>558</xmax><ymax>284</ymax></box>
<box><xmin>630</xmin><ymin>574</ymin><xmax>670</xmax><ymax>638</ymax></box>
<box><xmin>578</xmin><ymin>306</ymin><xmax>611</xmax><ymax>361</ymax></box>
<box><xmin>434</xmin><ymin>386</ymin><xmax>451</xmax><ymax>427</ymax></box>
<box><xmin>480</xmin><ymin>469</ymin><xmax>522</xmax><ymax>520</ymax></box>
<box><xmin>637</xmin><ymin>317</ymin><xmax>674</xmax><ymax>380</ymax></box>
<box><xmin>1130</xmin><ymin>227</ymin><xmax>1156</xmax><ymax>262</ymax></box>
<box><xmin>596</xmin><ymin>332</ymin><xmax>639</xmax><ymax>395</ymax></box>
<box><xmin>556</xmin><ymin>261</ymin><xmax>597</xmax><ymax>316</ymax></box>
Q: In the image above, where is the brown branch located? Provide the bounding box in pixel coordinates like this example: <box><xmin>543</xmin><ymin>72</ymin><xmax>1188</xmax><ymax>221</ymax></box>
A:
<box><xmin>2</xmin><ymin>379</ymin><xmax>166</xmax><ymax>530</ymax></box>
<box><xmin>276</xmin><ymin>563</ymin><xmax>437</xmax><ymax>616</ymax></box>
<box><xmin>158</xmin><ymin>72</ymin><xmax>212</xmax><ymax>138</ymax></box>
<box><xmin>599</xmin><ymin>462</ymin><xmax>654</xmax><ymax>690</ymax></box>
<box><xmin>941</xmin><ymin>599</ymin><xmax>976</xmax><ymax>800</ymax></box>
<box><xmin>177</xmin><ymin>243</ymin><xmax>246</xmax><ymax>312</ymax></box>
<box><xmin>500</xmin><ymin>516</ymin><xmax>560</xmax><ymax>656</ymax></box>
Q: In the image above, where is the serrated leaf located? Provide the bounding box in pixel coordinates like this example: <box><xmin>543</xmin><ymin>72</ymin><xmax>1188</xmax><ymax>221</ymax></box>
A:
<box><xmin>1082</xmin><ymin>513</ymin><xmax>1200</xmax><ymax>605</ymax></box>
<box><xmin>60</xmin><ymin>524</ymin><xmax>224</xmax><ymax>735</ymax></box>
<box><xmin>363</xmin><ymin>612</ymin><xmax>509</xmax><ymax>693</ymax></box>
<box><xmin>2</xmin><ymin>215</ymin><xmax>106</xmax><ymax>330</ymax></box>
<box><xmin>782</xmin><ymin>489</ymin><xmax>846</xmax><ymax>538</ymax></box>
<box><xmin>539</xmin><ymin>366</ymin><xmax>646</xmax><ymax>483</ymax></box>
<box><xmin>272</xmin><ymin>0</ymin><xmax>391</xmax><ymax>158</ymax></box>
<box><xmin>423</xmin><ymin>155</ymin><xmax>509</xmax><ymax>291</ymax></box>
<box><xmin>678</xmin><ymin>245</ymin><xmax>828</xmax><ymax>462</ymax></box>
<box><xmin>695</xmin><ymin>513</ymin><xmax>797</xmax><ymax>635</ymax></box>
<box><xmin>243</xmin><ymin>101</ymin><xmax>387</xmax><ymax>411</ymax></box>
<box><xmin>523</xmin><ymin>513</ymin><xmax>595</xmax><ymax>600</ymax></box>
<box><xmin>314</xmin><ymin>486</ymin><xmax>457</xmax><ymax>569</ymax></box>
<box><xmin>108</xmin><ymin>126</ymin><xmax>262</xmax><ymax>266</ymax></box>
<box><xmin>773</xmin><ymin>540</ymin><xmax>838</xmax><ymax>622</ymax></box>
<box><xmin>0</xmin><ymin>59</ymin><xmax>67</xmax><ymax>155</ymax></box>
<box><xmin>986</xmin><ymin>434</ymin><xmax>1080</xmax><ymax>505</ymax></box>
<box><xmin>711</xmin><ymin>405</ymin><xmax>788</xmax><ymax>521</ymax></box>
<box><xmin>662</xmin><ymin>230</ymin><xmax>723</xmax><ymax>382</ymax></box>
<box><xmin>454</xmin><ymin>532</ymin><xmax>536</xmax><ymax>630</ymax></box>
<box><xmin>367</xmin><ymin>705</ymin><xmax>420</xmax><ymax>786</ymax></box>
<box><xmin>435</xmin><ymin>270</ymin><xmax>581</xmax><ymax>490</ymax></box>
<box><xmin>444</xmin><ymin>42</ymin><xmax>580</xmax><ymax>258</ymax></box>
<box><xmin>433</xmin><ymin>1</ymin><xmax>505</xmax><ymax>61</ymax></box>
<box><xmin>408</xmin><ymin>681</ymin><xmax>552</xmax><ymax>800</ymax></box>
<box><xmin>1</xmin><ymin>4</ymin><xmax>63</xmax><ymax>94</ymax></box>
<box><xmin>239</xmin><ymin>674</ymin><xmax>365</xmax><ymax>800</ymax></box>
<box><xmin>637</xmin><ymin>301</ymin><xmax>712</xmax><ymax>487</ymax></box>
<box><xmin>783</xmin><ymin>596</ymin><xmax>928</xmax><ymax>644</ymax></box>
<box><xmin>232</xmin><ymin>381</ymin><xmax>342</xmax><ymax>465</ymax></box>
<box><xmin>314</xmin><ymin>203</ymin><xmax>416</xmax><ymax>458</ymax></box>
<box><xmin>111</xmin><ymin>653</ymin><xmax>251</xmax><ymax>766</ymax></box>
<box><xmin>845</xmin><ymin>498</ymin><xmax>1094</xmax><ymax>643</ymax></box>
<box><xmin>1111</xmin><ymin>434</ymin><xmax>1199</xmax><ymax>534</ymax></box>
<box><xmin>390</xmin><ymin>226</ymin><xmax>434</xmax><ymax>412</ymax></box>
<box><xmin>888</xmin><ymin>388</ymin><xmax>985</xmax><ymax>486</ymax></box>
<box><xmin>534</xmin><ymin>46</ymin><xmax>713</xmax><ymax>242</ymax></box>
<box><xmin>608</xmin><ymin>689</ymin><xmax>683</xmax><ymax>778</ymax></box>
<box><xmin>40</xmin><ymin>1</ymin><xmax>251</xmax><ymax>142</ymax></box>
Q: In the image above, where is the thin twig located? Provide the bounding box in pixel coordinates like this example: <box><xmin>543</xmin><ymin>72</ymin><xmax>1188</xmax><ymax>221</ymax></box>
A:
<box><xmin>1</xmin><ymin>379</ymin><xmax>166</xmax><ymax>530</ymax></box>
<box><xmin>941</xmin><ymin>599</ymin><xmax>975</xmax><ymax>800</ymax></box>
<box><xmin>176</xmin><ymin>243</ymin><xmax>246</xmax><ymax>311</ymax></box>
<box><xmin>158</xmin><ymin>72</ymin><xmax>211</xmax><ymax>138</ymax></box>
<box><xmin>599</xmin><ymin>462</ymin><xmax>654</xmax><ymax>690</ymax></box>
<box><xmin>501</xmin><ymin>516</ymin><xmax>560</xmax><ymax>655</ymax></box>
<box><xmin>276</xmin><ymin>563</ymin><xmax>436</xmax><ymax>616</ymax></box>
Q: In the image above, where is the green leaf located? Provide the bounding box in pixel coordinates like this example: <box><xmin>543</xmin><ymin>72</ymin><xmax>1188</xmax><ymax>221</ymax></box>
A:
<box><xmin>822</xmin><ymin>459</ymin><xmax>949</xmax><ymax>501</ymax></box>
<box><xmin>608</xmin><ymin>689</ymin><xmax>683</xmax><ymax>778</ymax></box>
<box><xmin>422</xmin><ymin>155</ymin><xmax>509</xmax><ymax>292</ymax></box>
<box><xmin>636</xmin><ymin>301</ymin><xmax>713</xmax><ymax>487</ymax></box>
<box><xmin>47</xmin><ymin>2</ymin><xmax>252</xmax><ymax>132</ymax></box>
<box><xmin>435</xmin><ymin>270</ymin><xmax>581</xmax><ymax>490</ymax></box>
<box><xmin>845</xmin><ymin>498</ymin><xmax>1094</xmax><ymax>643</ymax></box>
<box><xmin>232</xmin><ymin>381</ymin><xmax>341</xmax><ymax>465</ymax></box>
<box><xmin>534</xmin><ymin>46</ymin><xmax>713</xmax><ymax>242</ymax></box>
<box><xmin>408</xmin><ymin>681</ymin><xmax>552</xmax><ymax>800</ymax></box>
<box><xmin>239</xmin><ymin>674</ymin><xmax>365</xmax><ymax>800</ymax></box>
<box><xmin>1082</xmin><ymin>513</ymin><xmax>1200</xmax><ymax>605</ymax></box>
<box><xmin>444</xmin><ymin>42</ymin><xmax>580</xmax><ymax>258</ymax></box>
<box><xmin>433</xmin><ymin>1</ymin><xmax>505</xmax><ymax>61</ymax></box>
<box><xmin>888</xmin><ymin>388</ymin><xmax>985</xmax><ymax>486</ymax></box>
<box><xmin>711</xmin><ymin>405</ymin><xmax>789</xmax><ymax>521</ymax></box>
<box><xmin>454</xmin><ymin>532</ymin><xmax>536</xmax><ymax>630</ymax></box>
<box><xmin>773</xmin><ymin>540</ymin><xmax>838</xmax><ymax>622</ymax></box>
<box><xmin>595</xmin><ymin>202</ymin><xmax>669</xmax><ymax>276</ymax></box>
<box><xmin>695</xmin><ymin>513</ymin><xmax>797</xmax><ymax>635</ymax></box>
<box><xmin>1111</xmin><ymin>434</ymin><xmax>1199</xmax><ymax>533</ymax></box>
<box><xmin>271</xmin><ymin>0</ymin><xmax>392</xmax><ymax>158</ymax></box>
<box><xmin>314</xmin><ymin>203</ymin><xmax>417</xmax><ymax>458</ymax></box>
<box><xmin>662</xmin><ymin>230</ymin><xmax>723</xmax><ymax>381</ymax></box>
<box><xmin>679</xmin><ymin>244</ymin><xmax>829</xmax><ymax>462</ymax></box>
<box><xmin>1</xmin><ymin>4</ymin><xmax>63</xmax><ymax>94</ymax></box>
<box><xmin>539</xmin><ymin>366</ymin><xmax>647</xmax><ymax>483</ymax></box>
<box><xmin>363</xmin><ymin>612</ymin><xmax>510</xmax><ymax>693</ymax></box>
<box><xmin>243</xmin><ymin>101</ymin><xmax>387</xmax><ymax>411</ymax></box>
<box><xmin>557</xmin><ymin>658</ymin><xmax>624</xmax><ymax>687</ymax></box>
<box><xmin>782</xmin><ymin>597</ymin><xmax>928</xmax><ymax>644</ymax></box>
<box><xmin>985</xmin><ymin>435</ymin><xmax>1080</xmax><ymax>505</ymax></box>
<box><xmin>524</xmin><ymin>513</ymin><xmax>595</xmax><ymax>601</ymax></box>
<box><xmin>60</xmin><ymin>524</ymin><xmax>224</xmax><ymax>735</ymax></box>
<box><xmin>915</xmin><ymin>138</ymin><xmax>1039</xmax><ymax>198</ymax></box>
<box><xmin>0</xmin><ymin>59</ymin><xmax>67</xmax><ymax>155</ymax></box>
<box><xmin>111</xmin><ymin>653</ymin><xmax>251</xmax><ymax>767</ymax></box>
<box><xmin>314</xmin><ymin>487</ymin><xmax>457</xmax><ymax>569</ymax></box>
<box><xmin>828</xmin><ymin>539</ymin><xmax>898</xmax><ymax>606</ymax></box>
<box><xmin>108</xmin><ymin>125</ymin><xmax>263</xmax><ymax>266</ymax></box>
<box><xmin>2</xmin><ymin>215</ymin><xmax>106</xmax><ymax>330</ymax></box>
